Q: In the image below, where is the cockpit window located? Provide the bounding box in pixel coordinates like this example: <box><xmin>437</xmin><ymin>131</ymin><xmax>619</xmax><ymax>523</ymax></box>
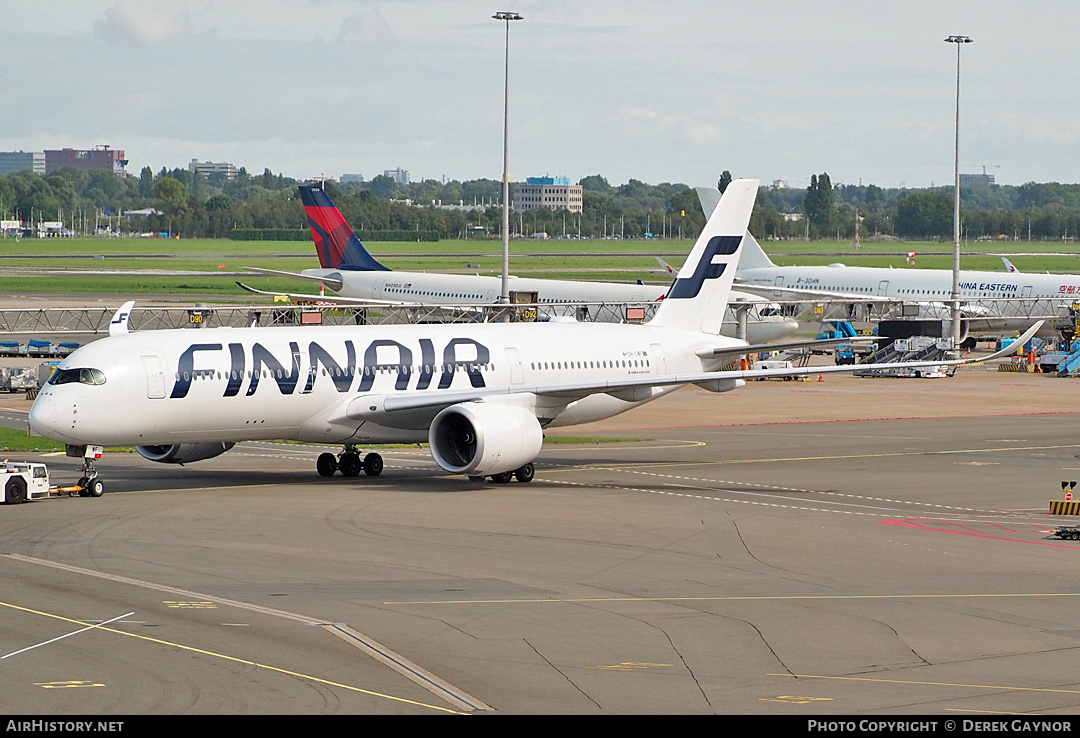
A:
<box><xmin>48</xmin><ymin>367</ymin><xmax>106</xmax><ymax>386</ymax></box>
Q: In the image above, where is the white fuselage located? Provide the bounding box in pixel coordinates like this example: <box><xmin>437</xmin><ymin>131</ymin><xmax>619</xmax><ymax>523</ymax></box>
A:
<box><xmin>303</xmin><ymin>267</ymin><xmax>798</xmax><ymax>343</ymax></box>
<box><xmin>29</xmin><ymin>320</ymin><xmax>734</xmax><ymax>448</ymax></box>
<box><xmin>737</xmin><ymin>263</ymin><xmax>1080</xmax><ymax>333</ymax></box>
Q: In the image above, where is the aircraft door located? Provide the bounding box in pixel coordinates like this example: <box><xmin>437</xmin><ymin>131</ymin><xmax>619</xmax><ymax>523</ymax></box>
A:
<box><xmin>772</xmin><ymin>276</ymin><xmax>784</xmax><ymax>298</ymax></box>
<box><xmin>1022</xmin><ymin>285</ymin><xmax>1033</xmax><ymax>298</ymax></box>
<box><xmin>374</xmin><ymin>279</ymin><xmax>385</xmax><ymax>299</ymax></box>
<box><xmin>142</xmin><ymin>355</ymin><xmax>166</xmax><ymax>399</ymax></box>
<box><xmin>649</xmin><ymin>343</ymin><xmax>667</xmax><ymax>375</ymax></box>
<box><xmin>505</xmin><ymin>347</ymin><xmax>523</xmax><ymax>384</ymax></box>
<box><xmin>877</xmin><ymin>280</ymin><xmax>889</xmax><ymax>297</ymax></box>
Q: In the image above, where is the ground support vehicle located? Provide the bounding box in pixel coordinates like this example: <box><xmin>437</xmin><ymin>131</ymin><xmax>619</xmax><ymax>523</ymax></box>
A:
<box><xmin>2</xmin><ymin>461</ymin><xmax>52</xmax><ymax>503</ymax></box>
<box><xmin>1050</xmin><ymin>525</ymin><xmax>1080</xmax><ymax>540</ymax></box>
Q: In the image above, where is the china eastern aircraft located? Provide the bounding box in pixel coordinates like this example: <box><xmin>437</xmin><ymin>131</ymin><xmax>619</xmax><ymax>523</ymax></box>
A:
<box><xmin>28</xmin><ymin>180</ymin><xmax>1038</xmax><ymax>492</ymax></box>
<box><xmin>237</xmin><ymin>185</ymin><xmax>798</xmax><ymax>344</ymax></box>
<box><xmin>696</xmin><ymin>187</ymin><xmax>1080</xmax><ymax>337</ymax></box>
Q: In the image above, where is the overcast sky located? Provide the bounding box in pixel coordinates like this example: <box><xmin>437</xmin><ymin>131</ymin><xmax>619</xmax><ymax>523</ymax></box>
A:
<box><xmin>4</xmin><ymin>0</ymin><xmax>1078</xmax><ymax>189</ymax></box>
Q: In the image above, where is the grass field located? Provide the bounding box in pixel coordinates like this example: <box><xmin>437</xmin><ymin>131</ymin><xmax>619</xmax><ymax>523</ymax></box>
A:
<box><xmin>2</xmin><ymin>235</ymin><xmax>1079</xmax><ymax>296</ymax></box>
<box><xmin>0</xmin><ymin>427</ymin><xmax>63</xmax><ymax>452</ymax></box>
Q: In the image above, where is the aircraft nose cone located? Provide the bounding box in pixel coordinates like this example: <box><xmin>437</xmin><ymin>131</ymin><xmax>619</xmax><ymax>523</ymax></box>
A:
<box><xmin>28</xmin><ymin>392</ymin><xmax>73</xmax><ymax>444</ymax></box>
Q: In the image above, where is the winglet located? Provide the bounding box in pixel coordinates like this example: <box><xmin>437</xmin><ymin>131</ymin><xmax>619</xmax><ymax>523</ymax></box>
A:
<box><xmin>967</xmin><ymin>320</ymin><xmax>1044</xmax><ymax>364</ymax></box>
<box><xmin>1001</xmin><ymin>257</ymin><xmax>1019</xmax><ymax>273</ymax></box>
<box><xmin>109</xmin><ymin>300</ymin><xmax>135</xmax><ymax>336</ymax></box>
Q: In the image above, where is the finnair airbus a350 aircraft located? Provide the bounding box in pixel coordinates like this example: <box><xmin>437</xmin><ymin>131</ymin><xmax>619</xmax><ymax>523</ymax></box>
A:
<box><xmin>28</xmin><ymin>180</ymin><xmax>1037</xmax><ymax>492</ymax></box>
<box><xmin>238</xmin><ymin>186</ymin><xmax>798</xmax><ymax>343</ymax></box>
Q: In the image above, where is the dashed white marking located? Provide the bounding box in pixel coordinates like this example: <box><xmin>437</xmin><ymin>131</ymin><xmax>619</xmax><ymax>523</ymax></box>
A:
<box><xmin>607</xmin><ymin>468</ymin><xmax>994</xmax><ymax>513</ymax></box>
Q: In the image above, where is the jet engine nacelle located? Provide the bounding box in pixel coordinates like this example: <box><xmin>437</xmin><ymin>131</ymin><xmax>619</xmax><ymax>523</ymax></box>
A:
<box><xmin>428</xmin><ymin>401</ymin><xmax>543</xmax><ymax>476</ymax></box>
<box><xmin>136</xmin><ymin>442</ymin><xmax>236</xmax><ymax>464</ymax></box>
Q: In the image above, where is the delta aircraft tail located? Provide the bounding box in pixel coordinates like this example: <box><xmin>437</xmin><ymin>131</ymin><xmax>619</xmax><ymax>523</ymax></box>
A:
<box><xmin>649</xmin><ymin>179</ymin><xmax>759</xmax><ymax>334</ymax></box>
<box><xmin>298</xmin><ymin>186</ymin><xmax>389</xmax><ymax>272</ymax></box>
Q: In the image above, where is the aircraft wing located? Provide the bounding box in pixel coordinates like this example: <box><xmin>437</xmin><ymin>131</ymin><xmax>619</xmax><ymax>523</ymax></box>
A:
<box><xmin>345</xmin><ymin>321</ymin><xmax>1042</xmax><ymax>424</ymax></box>
<box><xmin>243</xmin><ymin>266</ymin><xmax>343</xmax><ymax>289</ymax></box>
<box><xmin>733</xmin><ymin>282</ymin><xmax>892</xmax><ymax>302</ymax></box>
<box><xmin>655</xmin><ymin>257</ymin><xmax>678</xmax><ymax>275</ymax></box>
<box><xmin>235</xmin><ymin>281</ymin><xmax>424</xmax><ymax>307</ymax></box>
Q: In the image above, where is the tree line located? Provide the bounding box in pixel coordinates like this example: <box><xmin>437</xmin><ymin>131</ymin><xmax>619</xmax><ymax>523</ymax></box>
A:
<box><xmin>2</xmin><ymin>165</ymin><xmax>1079</xmax><ymax>242</ymax></box>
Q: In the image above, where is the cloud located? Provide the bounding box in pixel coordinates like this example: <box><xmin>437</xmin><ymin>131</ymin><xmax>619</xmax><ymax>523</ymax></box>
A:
<box><xmin>617</xmin><ymin>108</ymin><xmax>722</xmax><ymax>145</ymax></box>
<box><xmin>338</xmin><ymin>7</ymin><xmax>393</xmax><ymax>44</ymax></box>
<box><xmin>94</xmin><ymin>0</ymin><xmax>190</xmax><ymax>47</ymax></box>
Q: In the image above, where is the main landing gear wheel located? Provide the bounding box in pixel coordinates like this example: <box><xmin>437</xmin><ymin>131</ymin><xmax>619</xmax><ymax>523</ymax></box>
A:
<box><xmin>315</xmin><ymin>446</ymin><xmax>382</xmax><ymax>478</ymax></box>
<box><xmin>339</xmin><ymin>452</ymin><xmax>362</xmax><ymax>477</ymax></box>
<box><xmin>317</xmin><ymin>453</ymin><xmax>338</xmax><ymax>477</ymax></box>
<box><xmin>486</xmin><ymin>464</ymin><xmax>536</xmax><ymax>484</ymax></box>
<box><xmin>362</xmin><ymin>453</ymin><xmax>383</xmax><ymax>477</ymax></box>
<box><xmin>514</xmin><ymin>463</ymin><xmax>535</xmax><ymax>484</ymax></box>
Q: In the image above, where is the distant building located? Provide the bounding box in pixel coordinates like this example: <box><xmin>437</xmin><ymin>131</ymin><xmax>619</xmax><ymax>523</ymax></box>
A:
<box><xmin>340</xmin><ymin>173</ymin><xmax>365</xmax><ymax>184</ymax></box>
<box><xmin>959</xmin><ymin>172</ymin><xmax>995</xmax><ymax>187</ymax></box>
<box><xmin>188</xmin><ymin>158</ymin><xmax>239</xmax><ymax>180</ymax></box>
<box><xmin>383</xmin><ymin>167</ymin><xmax>409</xmax><ymax>185</ymax></box>
<box><xmin>771</xmin><ymin>179</ymin><xmax>789</xmax><ymax>190</ymax></box>
<box><xmin>45</xmin><ymin>146</ymin><xmax>128</xmax><ymax>176</ymax></box>
<box><xmin>512</xmin><ymin>177</ymin><xmax>583</xmax><ymax>213</ymax></box>
<box><xmin>0</xmin><ymin>151</ymin><xmax>45</xmax><ymax>176</ymax></box>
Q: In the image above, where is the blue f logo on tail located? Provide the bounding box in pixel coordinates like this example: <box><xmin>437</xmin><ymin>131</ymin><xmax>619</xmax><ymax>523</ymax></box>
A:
<box><xmin>667</xmin><ymin>235</ymin><xmax>742</xmax><ymax>299</ymax></box>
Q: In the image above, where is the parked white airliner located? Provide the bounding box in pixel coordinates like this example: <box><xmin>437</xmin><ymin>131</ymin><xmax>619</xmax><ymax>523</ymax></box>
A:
<box><xmin>698</xmin><ymin>187</ymin><xmax>1080</xmax><ymax>336</ymax></box>
<box><xmin>28</xmin><ymin>181</ymin><xmax>1037</xmax><ymax>492</ymax></box>
<box><xmin>238</xmin><ymin>186</ymin><xmax>798</xmax><ymax>343</ymax></box>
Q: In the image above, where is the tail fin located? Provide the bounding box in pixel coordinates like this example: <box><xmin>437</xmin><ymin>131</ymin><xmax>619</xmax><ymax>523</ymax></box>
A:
<box><xmin>738</xmin><ymin>231</ymin><xmax>776</xmax><ymax>271</ymax></box>
<box><xmin>298</xmin><ymin>186</ymin><xmax>389</xmax><ymax>272</ymax></box>
<box><xmin>695</xmin><ymin>186</ymin><xmax>722</xmax><ymax>220</ymax></box>
<box><xmin>649</xmin><ymin>179</ymin><xmax>759</xmax><ymax>334</ymax></box>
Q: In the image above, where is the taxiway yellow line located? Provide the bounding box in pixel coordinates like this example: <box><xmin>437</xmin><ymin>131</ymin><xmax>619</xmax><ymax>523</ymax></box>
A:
<box><xmin>545</xmin><ymin>442</ymin><xmax>1080</xmax><ymax>471</ymax></box>
<box><xmin>385</xmin><ymin>592</ymin><xmax>1080</xmax><ymax>606</ymax></box>
<box><xmin>0</xmin><ymin>598</ymin><xmax>461</xmax><ymax>714</ymax></box>
<box><xmin>1</xmin><ymin>553</ymin><xmax>489</xmax><ymax>712</ymax></box>
<box><xmin>772</xmin><ymin>672</ymin><xmax>1080</xmax><ymax>696</ymax></box>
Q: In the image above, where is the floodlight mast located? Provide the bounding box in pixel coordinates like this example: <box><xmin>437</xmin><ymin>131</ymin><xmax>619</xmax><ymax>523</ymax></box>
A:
<box><xmin>493</xmin><ymin>11</ymin><xmax>524</xmax><ymax>306</ymax></box>
<box><xmin>945</xmin><ymin>34</ymin><xmax>973</xmax><ymax>349</ymax></box>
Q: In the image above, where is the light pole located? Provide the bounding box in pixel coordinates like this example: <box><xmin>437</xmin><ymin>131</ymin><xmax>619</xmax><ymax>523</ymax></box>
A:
<box><xmin>493</xmin><ymin>11</ymin><xmax>523</xmax><ymax>305</ymax></box>
<box><xmin>945</xmin><ymin>34</ymin><xmax>972</xmax><ymax>349</ymax></box>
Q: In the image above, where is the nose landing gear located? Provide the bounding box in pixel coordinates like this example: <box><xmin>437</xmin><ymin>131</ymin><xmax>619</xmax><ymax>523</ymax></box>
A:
<box><xmin>67</xmin><ymin>444</ymin><xmax>105</xmax><ymax>497</ymax></box>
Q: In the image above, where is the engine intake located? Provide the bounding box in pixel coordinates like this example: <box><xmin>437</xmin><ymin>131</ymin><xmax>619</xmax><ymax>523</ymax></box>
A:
<box><xmin>136</xmin><ymin>442</ymin><xmax>236</xmax><ymax>465</ymax></box>
<box><xmin>429</xmin><ymin>401</ymin><xmax>542</xmax><ymax>476</ymax></box>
